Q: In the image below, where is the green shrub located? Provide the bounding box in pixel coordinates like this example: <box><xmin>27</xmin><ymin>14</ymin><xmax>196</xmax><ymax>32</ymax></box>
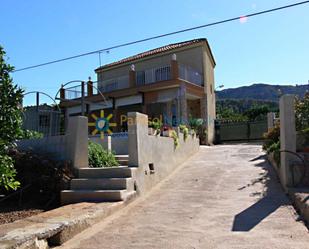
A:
<box><xmin>188</xmin><ymin>117</ymin><xmax>204</xmax><ymax>132</ymax></box>
<box><xmin>179</xmin><ymin>124</ymin><xmax>189</xmax><ymax>141</ymax></box>
<box><xmin>149</xmin><ymin>120</ymin><xmax>162</xmax><ymax>135</ymax></box>
<box><xmin>20</xmin><ymin>129</ymin><xmax>43</xmax><ymax>139</ymax></box>
<box><xmin>262</xmin><ymin>124</ymin><xmax>280</xmax><ymax>151</ymax></box>
<box><xmin>0</xmin><ymin>46</ymin><xmax>23</xmax><ymax>190</ymax></box>
<box><xmin>0</xmin><ymin>154</ymin><xmax>20</xmax><ymax>190</ymax></box>
<box><xmin>88</xmin><ymin>141</ymin><xmax>119</xmax><ymax>168</ymax></box>
<box><xmin>171</xmin><ymin>130</ymin><xmax>179</xmax><ymax>148</ymax></box>
<box><xmin>267</xmin><ymin>141</ymin><xmax>280</xmax><ymax>166</ymax></box>
<box><xmin>295</xmin><ymin>94</ymin><xmax>309</xmax><ymax>131</ymax></box>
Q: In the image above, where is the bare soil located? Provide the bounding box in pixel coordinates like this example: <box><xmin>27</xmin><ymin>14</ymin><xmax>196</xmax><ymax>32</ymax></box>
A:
<box><xmin>0</xmin><ymin>205</ymin><xmax>43</xmax><ymax>225</ymax></box>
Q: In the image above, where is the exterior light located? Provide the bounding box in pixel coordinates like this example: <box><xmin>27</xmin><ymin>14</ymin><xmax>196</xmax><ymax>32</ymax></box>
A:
<box><xmin>172</xmin><ymin>54</ymin><xmax>177</xmax><ymax>61</ymax></box>
<box><xmin>130</xmin><ymin>64</ymin><xmax>135</xmax><ymax>71</ymax></box>
<box><xmin>215</xmin><ymin>84</ymin><xmax>224</xmax><ymax>90</ymax></box>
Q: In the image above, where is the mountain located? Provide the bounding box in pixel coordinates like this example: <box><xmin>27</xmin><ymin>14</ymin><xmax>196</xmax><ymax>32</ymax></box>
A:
<box><xmin>216</xmin><ymin>83</ymin><xmax>308</xmax><ymax>102</ymax></box>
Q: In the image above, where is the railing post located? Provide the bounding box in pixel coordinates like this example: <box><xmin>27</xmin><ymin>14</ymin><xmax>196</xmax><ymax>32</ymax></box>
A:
<box><xmin>171</xmin><ymin>54</ymin><xmax>179</xmax><ymax>80</ymax></box>
<box><xmin>129</xmin><ymin>64</ymin><xmax>136</xmax><ymax>88</ymax></box>
<box><xmin>280</xmin><ymin>94</ymin><xmax>296</xmax><ymax>189</ymax></box>
<box><xmin>87</xmin><ymin>78</ymin><xmax>93</xmax><ymax>97</ymax></box>
<box><xmin>60</xmin><ymin>86</ymin><xmax>65</xmax><ymax>100</ymax></box>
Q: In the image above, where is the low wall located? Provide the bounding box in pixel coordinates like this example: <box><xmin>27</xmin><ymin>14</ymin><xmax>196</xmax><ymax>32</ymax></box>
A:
<box><xmin>90</xmin><ymin>133</ymin><xmax>128</xmax><ymax>155</ymax></box>
<box><xmin>17</xmin><ymin>135</ymin><xmax>69</xmax><ymax>161</ymax></box>
<box><xmin>128</xmin><ymin>112</ymin><xmax>200</xmax><ymax>194</ymax></box>
<box><xmin>16</xmin><ymin>116</ymin><xmax>88</xmax><ymax>168</ymax></box>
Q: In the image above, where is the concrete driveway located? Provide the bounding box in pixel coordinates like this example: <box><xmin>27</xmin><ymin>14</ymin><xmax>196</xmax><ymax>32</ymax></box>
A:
<box><xmin>59</xmin><ymin>144</ymin><xmax>309</xmax><ymax>249</ymax></box>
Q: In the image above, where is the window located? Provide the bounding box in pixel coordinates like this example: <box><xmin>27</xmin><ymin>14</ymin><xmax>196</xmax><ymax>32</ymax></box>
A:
<box><xmin>105</xmin><ymin>82</ymin><xmax>118</xmax><ymax>92</ymax></box>
<box><xmin>155</xmin><ymin>66</ymin><xmax>171</xmax><ymax>82</ymax></box>
<box><xmin>136</xmin><ymin>71</ymin><xmax>145</xmax><ymax>86</ymax></box>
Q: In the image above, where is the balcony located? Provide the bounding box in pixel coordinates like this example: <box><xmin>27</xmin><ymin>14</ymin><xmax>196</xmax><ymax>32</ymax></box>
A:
<box><xmin>60</xmin><ymin>63</ymin><xmax>204</xmax><ymax>101</ymax></box>
<box><xmin>99</xmin><ymin>75</ymin><xmax>129</xmax><ymax>93</ymax></box>
<box><xmin>136</xmin><ymin>65</ymin><xmax>171</xmax><ymax>86</ymax></box>
<box><xmin>178</xmin><ymin>63</ymin><xmax>203</xmax><ymax>86</ymax></box>
<box><xmin>99</xmin><ymin>63</ymin><xmax>203</xmax><ymax>92</ymax></box>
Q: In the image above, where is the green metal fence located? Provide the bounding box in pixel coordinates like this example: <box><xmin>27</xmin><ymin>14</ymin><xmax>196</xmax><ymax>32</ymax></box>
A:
<box><xmin>215</xmin><ymin>119</ymin><xmax>268</xmax><ymax>143</ymax></box>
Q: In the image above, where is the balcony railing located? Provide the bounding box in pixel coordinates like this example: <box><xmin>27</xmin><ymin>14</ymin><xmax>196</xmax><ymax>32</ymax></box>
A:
<box><xmin>178</xmin><ymin>64</ymin><xmax>203</xmax><ymax>86</ymax></box>
<box><xmin>65</xmin><ymin>85</ymin><xmax>83</xmax><ymax>99</ymax></box>
<box><xmin>62</xmin><ymin>63</ymin><xmax>204</xmax><ymax>100</ymax></box>
<box><xmin>136</xmin><ymin>65</ymin><xmax>171</xmax><ymax>86</ymax></box>
<box><xmin>99</xmin><ymin>75</ymin><xmax>129</xmax><ymax>93</ymax></box>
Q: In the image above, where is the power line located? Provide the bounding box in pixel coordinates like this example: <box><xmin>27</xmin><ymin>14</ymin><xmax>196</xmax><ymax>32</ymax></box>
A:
<box><xmin>13</xmin><ymin>0</ymin><xmax>309</xmax><ymax>73</ymax></box>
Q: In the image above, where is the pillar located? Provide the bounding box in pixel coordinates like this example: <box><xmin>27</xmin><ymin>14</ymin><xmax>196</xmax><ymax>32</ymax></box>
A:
<box><xmin>267</xmin><ymin>112</ymin><xmax>276</xmax><ymax>131</ymax></box>
<box><xmin>67</xmin><ymin>116</ymin><xmax>89</xmax><ymax>169</ymax></box>
<box><xmin>171</xmin><ymin>55</ymin><xmax>179</xmax><ymax>80</ymax></box>
<box><xmin>60</xmin><ymin>87</ymin><xmax>65</xmax><ymax>100</ymax></box>
<box><xmin>128</xmin><ymin>112</ymin><xmax>148</xmax><ymax>167</ymax></box>
<box><xmin>179</xmin><ymin>83</ymin><xmax>187</xmax><ymax>124</ymax></box>
<box><xmin>280</xmin><ymin>94</ymin><xmax>296</xmax><ymax>189</ymax></box>
<box><xmin>129</xmin><ymin>64</ymin><xmax>136</xmax><ymax>88</ymax></box>
<box><xmin>87</xmin><ymin>80</ymin><xmax>93</xmax><ymax>96</ymax></box>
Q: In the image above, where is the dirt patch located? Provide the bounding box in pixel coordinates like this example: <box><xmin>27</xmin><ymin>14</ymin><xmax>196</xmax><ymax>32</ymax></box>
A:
<box><xmin>0</xmin><ymin>150</ymin><xmax>75</xmax><ymax>225</ymax></box>
<box><xmin>0</xmin><ymin>206</ymin><xmax>43</xmax><ymax>225</ymax></box>
<box><xmin>0</xmin><ymin>194</ymin><xmax>50</xmax><ymax>225</ymax></box>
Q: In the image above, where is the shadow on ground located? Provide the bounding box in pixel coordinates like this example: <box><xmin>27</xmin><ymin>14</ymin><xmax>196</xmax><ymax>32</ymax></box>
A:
<box><xmin>232</xmin><ymin>155</ymin><xmax>289</xmax><ymax>232</ymax></box>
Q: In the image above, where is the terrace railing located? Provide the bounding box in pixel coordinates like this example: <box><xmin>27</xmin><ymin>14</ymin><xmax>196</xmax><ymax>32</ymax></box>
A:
<box><xmin>136</xmin><ymin>65</ymin><xmax>171</xmax><ymax>86</ymax></box>
<box><xmin>99</xmin><ymin>75</ymin><xmax>129</xmax><ymax>93</ymax></box>
<box><xmin>178</xmin><ymin>63</ymin><xmax>203</xmax><ymax>86</ymax></box>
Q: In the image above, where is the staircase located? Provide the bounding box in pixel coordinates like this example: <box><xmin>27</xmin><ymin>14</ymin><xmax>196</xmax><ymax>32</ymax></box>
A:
<box><xmin>61</xmin><ymin>155</ymin><xmax>137</xmax><ymax>205</ymax></box>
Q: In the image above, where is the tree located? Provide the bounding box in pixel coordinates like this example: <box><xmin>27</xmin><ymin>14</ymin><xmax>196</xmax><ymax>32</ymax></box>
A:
<box><xmin>244</xmin><ymin>105</ymin><xmax>270</xmax><ymax>121</ymax></box>
<box><xmin>0</xmin><ymin>46</ymin><xmax>23</xmax><ymax>190</ymax></box>
<box><xmin>295</xmin><ymin>93</ymin><xmax>309</xmax><ymax>131</ymax></box>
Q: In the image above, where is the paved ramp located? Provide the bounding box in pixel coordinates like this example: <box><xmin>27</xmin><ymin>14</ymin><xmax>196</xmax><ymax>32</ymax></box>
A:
<box><xmin>59</xmin><ymin>144</ymin><xmax>309</xmax><ymax>249</ymax></box>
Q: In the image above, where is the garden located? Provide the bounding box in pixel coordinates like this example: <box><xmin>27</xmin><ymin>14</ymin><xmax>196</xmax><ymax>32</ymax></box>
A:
<box><xmin>263</xmin><ymin>93</ymin><xmax>309</xmax><ymax>184</ymax></box>
<box><xmin>148</xmin><ymin>117</ymin><xmax>207</xmax><ymax>148</ymax></box>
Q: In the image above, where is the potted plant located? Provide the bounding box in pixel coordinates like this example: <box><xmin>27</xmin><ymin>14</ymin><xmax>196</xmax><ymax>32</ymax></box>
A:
<box><xmin>148</xmin><ymin>120</ymin><xmax>162</xmax><ymax>136</ymax></box>
<box><xmin>148</xmin><ymin>121</ymin><xmax>154</xmax><ymax>135</ymax></box>
<box><xmin>162</xmin><ymin>124</ymin><xmax>172</xmax><ymax>137</ymax></box>
<box><xmin>179</xmin><ymin>124</ymin><xmax>189</xmax><ymax>141</ymax></box>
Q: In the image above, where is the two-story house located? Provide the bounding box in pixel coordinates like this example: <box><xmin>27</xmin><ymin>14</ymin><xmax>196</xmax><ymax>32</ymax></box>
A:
<box><xmin>60</xmin><ymin>38</ymin><xmax>216</xmax><ymax>143</ymax></box>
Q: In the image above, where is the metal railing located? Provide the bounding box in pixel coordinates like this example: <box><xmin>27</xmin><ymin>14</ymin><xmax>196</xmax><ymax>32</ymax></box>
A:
<box><xmin>178</xmin><ymin>63</ymin><xmax>203</xmax><ymax>86</ymax></box>
<box><xmin>136</xmin><ymin>65</ymin><xmax>171</xmax><ymax>86</ymax></box>
<box><xmin>65</xmin><ymin>85</ymin><xmax>83</xmax><ymax>99</ymax></box>
<box><xmin>98</xmin><ymin>75</ymin><xmax>129</xmax><ymax>92</ymax></box>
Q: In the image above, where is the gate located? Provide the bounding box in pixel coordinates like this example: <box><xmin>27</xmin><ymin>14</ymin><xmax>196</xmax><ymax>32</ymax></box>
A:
<box><xmin>215</xmin><ymin>119</ymin><xmax>268</xmax><ymax>143</ymax></box>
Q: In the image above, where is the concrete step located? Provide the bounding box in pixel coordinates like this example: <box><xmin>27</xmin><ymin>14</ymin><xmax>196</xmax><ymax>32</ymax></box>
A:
<box><xmin>78</xmin><ymin>167</ymin><xmax>135</xmax><ymax>179</ymax></box>
<box><xmin>70</xmin><ymin>178</ymin><xmax>134</xmax><ymax>191</ymax></box>
<box><xmin>61</xmin><ymin>190</ymin><xmax>136</xmax><ymax>205</ymax></box>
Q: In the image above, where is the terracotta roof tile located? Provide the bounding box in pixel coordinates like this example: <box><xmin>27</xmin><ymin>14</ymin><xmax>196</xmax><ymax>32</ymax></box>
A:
<box><xmin>95</xmin><ymin>38</ymin><xmax>212</xmax><ymax>71</ymax></box>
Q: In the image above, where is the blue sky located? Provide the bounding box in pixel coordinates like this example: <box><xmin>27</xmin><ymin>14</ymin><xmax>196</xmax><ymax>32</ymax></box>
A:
<box><xmin>1</xmin><ymin>0</ymin><xmax>309</xmax><ymax>105</ymax></box>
